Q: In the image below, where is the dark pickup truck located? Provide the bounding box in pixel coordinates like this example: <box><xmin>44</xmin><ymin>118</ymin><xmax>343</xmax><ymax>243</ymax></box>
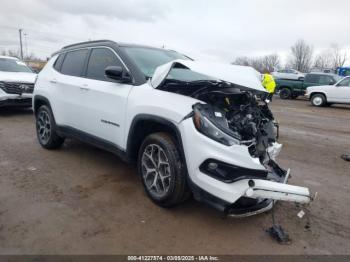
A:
<box><xmin>275</xmin><ymin>73</ymin><xmax>341</xmax><ymax>99</ymax></box>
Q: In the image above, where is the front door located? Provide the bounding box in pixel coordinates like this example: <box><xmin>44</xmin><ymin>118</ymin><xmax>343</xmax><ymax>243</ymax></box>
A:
<box><xmin>79</xmin><ymin>47</ymin><xmax>133</xmax><ymax>148</ymax></box>
<box><xmin>332</xmin><ymin>78</ymin><xmax>350</xmax><ymax>103</ymax></box>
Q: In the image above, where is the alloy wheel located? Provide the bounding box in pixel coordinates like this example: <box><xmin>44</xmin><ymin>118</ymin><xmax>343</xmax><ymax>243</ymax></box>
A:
<box><xmin>37</xmin><ymin>110</ymin><xmax>51</xmax><ymax>144</ymax></box>
<box><xmin>141</xmin><ymin>144</ymin><xmax>171</xmax><ymax>198</ymax></box>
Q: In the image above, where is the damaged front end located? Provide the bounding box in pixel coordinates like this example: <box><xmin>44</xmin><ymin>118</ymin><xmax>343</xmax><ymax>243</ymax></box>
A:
<box><xmin>189</xmin><ymin>87</ymin><xmax>312</xmax><ymax>216</ymax></box>
<box><xmin>191</xmin><ymin>87</ymin><xmax>279</xmax><ymax>163</ymax></box>
<box><xmin>152</xmin><ymin>60</ymin><xmax>313</xmax><ymax>216</ymax></box>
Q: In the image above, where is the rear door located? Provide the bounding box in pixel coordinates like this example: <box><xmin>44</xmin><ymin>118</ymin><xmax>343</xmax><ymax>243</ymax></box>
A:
<box><xmin>79</xmin><ymin>47</ymin><xmax>133</xmax><ymax>148</ymax></box>
<box><xmin>50</xmin><ymin>49</ymin><xmax>89</xmax><ymax>128</ymax></box>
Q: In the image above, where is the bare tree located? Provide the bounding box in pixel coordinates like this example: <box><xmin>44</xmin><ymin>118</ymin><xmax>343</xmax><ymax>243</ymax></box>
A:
<box><xmin>288</xmin><ymin>39</ymin><xmax>313</xmax><ymax>72</ymax></box>
<box><xmin>330</xmin><ymin>44</ymin><xmax>347</xmax><ymax>68</ymax></box>
<box><xmin>1</xmin><ymin>49</ymin><xmax>20</xmax><ymax>58</ymax></box>
<box><xmin>231</xmin><ymin>56</ymin><xmax>251</xmax><ymax>67</ymax></box>
<box><xmin>262</xmin><ymin>54</ymin><xmax>280</xmax><ymax>72</ymax></box>
<box><xmin>1</xmin><ymin>49</ymin><xmax>41</xmax><ymax>61</ymax></box>
<box><xmin>313</xmin><ymin>50</ymin><xmax>333</xmax><ymax>69</ymax></box>
<box><xmin>313</xmin><ymin>44</ymin><xmax>348</xmax><ymax>69</ymax></box>
<box><xmin>232</xmin><ymin>53</ymin><xmax>280</xmax><ymax>73</ymax></box>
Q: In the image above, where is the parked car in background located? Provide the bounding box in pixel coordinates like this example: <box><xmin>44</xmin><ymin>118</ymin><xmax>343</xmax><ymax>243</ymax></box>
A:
<box><xmin>275</xmin><ymin>72</ymin><xmax>341</xmax><ymax>99</ymax></box>
<box><xmin>337</xmin><ymin>67</ymin><xmax>350</xmax><ymax>77</ymax></box>
<box><xmin>306</xmin><ymin>76</ymin><xmax>350</xmax><ymax>106</ymax></box>
<box><xmin>272</xmin><ymin>69</ymin><xmax>305</xmax><ymax>80</ymax></box>
<box><xmin>33</xmin><ymin>40</ymin><xmax>312</xmax><ymax>217</ymax></box>
<box><xmin>0</xmin><ymin>55</ymin><xmax>37</xmax><ymax>108</ymax></box>
<box><xmin>311</xmin><ymin>68</ymin><xmax>336</xmax><ymax>74</ymax></box>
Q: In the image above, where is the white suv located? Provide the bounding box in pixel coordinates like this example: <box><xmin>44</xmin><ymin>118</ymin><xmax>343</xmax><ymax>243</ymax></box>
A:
<box><xmin>33</xmin><ymin>40</ymin><xmax>312</xmax><ymax>216</ymax></box>
<box><xmin>0</xmin><ymin>56</ymin><xmax>37</xmax><ymax>107</ymax></box>
<box><xmin>306</xmin><ymin>76</ymin><xmax>350</xmax><ymax>106</ymax></box>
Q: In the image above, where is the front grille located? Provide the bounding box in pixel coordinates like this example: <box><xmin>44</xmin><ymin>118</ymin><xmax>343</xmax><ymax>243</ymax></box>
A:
<box><xmin>0</xmin><ymin>82</ymin><xmax>34</xmax><ymax>94</ymax></box>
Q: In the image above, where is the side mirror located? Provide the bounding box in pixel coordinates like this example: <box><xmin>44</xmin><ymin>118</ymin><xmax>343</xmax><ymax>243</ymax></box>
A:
<box><xmin>105</xmin><ymin>66</ymin><xmax>132</xmax><ymax>83</ymax></box>
<box><xmin>329</xmin><ymin>80</ymin><xmax>335</xmax><ymax>85</ymax></box>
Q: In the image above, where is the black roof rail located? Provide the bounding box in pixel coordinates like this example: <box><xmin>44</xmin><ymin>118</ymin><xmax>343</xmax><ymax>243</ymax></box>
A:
<box><xmin>62</xmin><ymin>39</ymin><xmax>115</xmax><ymax>49</ymax></box>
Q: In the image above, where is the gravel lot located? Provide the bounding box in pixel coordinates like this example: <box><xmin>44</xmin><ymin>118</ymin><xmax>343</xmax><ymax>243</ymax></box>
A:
<box><xmin>0</xmin><ymin>97</ymin><xmax>349</xmax><ymax>255</ymax></box>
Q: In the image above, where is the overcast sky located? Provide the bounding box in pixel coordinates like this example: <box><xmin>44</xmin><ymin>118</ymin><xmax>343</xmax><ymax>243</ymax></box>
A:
<box><xmin>0</xmin><ymin>0</ymin><xmax>349</xmax><ymax>65</ymax></box>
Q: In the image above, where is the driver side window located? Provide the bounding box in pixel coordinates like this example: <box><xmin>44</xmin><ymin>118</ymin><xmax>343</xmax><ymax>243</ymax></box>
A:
<box><xmin>86</xmin><ymin>48</ymin><xmax>124</xmax><ymax>81</ymax></box>
<box><xmin>337</xmin><ymin>78</ymin><xmax>350</xmax><ymax>87</ymax></box>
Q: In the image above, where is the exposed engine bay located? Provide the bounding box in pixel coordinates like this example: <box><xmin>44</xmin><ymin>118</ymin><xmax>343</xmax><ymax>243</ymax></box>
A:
<box><xmin>159</xmin><ymin>80</ymin><xmax>279</xmax><ymax>163</ymax></box>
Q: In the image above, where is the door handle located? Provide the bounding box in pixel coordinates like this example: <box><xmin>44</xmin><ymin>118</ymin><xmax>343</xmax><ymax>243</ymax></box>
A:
<box><xmin>80</xmin><ymin>84</ymin><xmax>90</xmax><ymax>91</ymax></box>
<box><xmin>50</xmin><ymin>78</ymin><xmax>57</xmax><ymax>84</ymax></box>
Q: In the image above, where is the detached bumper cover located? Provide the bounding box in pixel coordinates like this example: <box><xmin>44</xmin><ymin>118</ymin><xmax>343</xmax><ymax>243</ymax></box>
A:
<box><xmin>245</xmin><ymin>178</ymin><xmax>311</xmax><ymax>204</ymax></box>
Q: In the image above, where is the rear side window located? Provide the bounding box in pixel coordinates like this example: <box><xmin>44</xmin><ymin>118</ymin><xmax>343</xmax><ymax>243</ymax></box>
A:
<box><xmin>53</xmin><ymin>54</ymin><xmax>65</xmax><ymax>71</ymax></box>
<box><xmin>86</xmin><ymin>48</ymin><xmax>123</xmax><ymax>81</ymax></box>
<box><xmin>304</xmin><ymin>74</ymin><xmax>320</xmax><ymax>83</ymax></box>
<box><xmin>319</xmin><ymin>75</ymin><xmax>333</xmax><ymax>85</ymax></box>
<box><xmin>61</xmin><ymin>49</ymin><xmax>88</xmax><ymax>77</ymax></box>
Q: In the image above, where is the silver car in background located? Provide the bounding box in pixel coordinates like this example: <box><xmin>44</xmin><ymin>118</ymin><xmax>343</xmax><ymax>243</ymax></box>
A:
<box><xmin>272</xmin><ymin>69</ymin><xmax>305</xmax><ymax>80</ymax></box>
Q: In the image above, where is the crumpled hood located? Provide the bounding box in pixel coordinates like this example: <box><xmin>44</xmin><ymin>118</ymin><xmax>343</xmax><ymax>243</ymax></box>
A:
<box><xmin>0</xmin><ymin>71</ymin><xmax>37</xmax><ymax>83</ymax></box>
<box><xmin>151</xmin><ymin>59</ymin><xmax>267</xmax><ymax>93</ymax></box>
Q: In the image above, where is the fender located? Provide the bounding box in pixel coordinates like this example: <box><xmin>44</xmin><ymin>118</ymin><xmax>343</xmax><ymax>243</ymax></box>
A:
<box><xmin>126</xmin><ymin>114</ymin><xmax>187</xmax><ymax>163</ymax></box>
<box><xmin>33</xmin><ymin>95</ymin><xmax>51</xmax><ymax>114</ymax></box>
<box><xmin>309</xmin><ymin>91</ymin><xmax>327</xmax><ymax>99</ymax></box>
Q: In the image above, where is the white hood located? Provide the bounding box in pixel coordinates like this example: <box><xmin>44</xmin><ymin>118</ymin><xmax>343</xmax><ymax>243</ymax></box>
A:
<box><xmin>151</xmin><ymin>59</ymin><xmax>266</xmax><ymax>93</ymax></box>
<box><xmin>0</xmin><ymin>71</ymin><xmax>37</xmax><ymax>83</ymax></box>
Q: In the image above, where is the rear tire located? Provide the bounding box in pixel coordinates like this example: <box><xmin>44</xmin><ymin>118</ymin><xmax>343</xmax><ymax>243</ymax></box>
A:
<box><xmin>36</xmin><ymin>105</ymin><xmax>65</xmax><ymax>149</ymax></box>
<box><xmin>279</xmin><ymin>88</ymin><xmax>291</xmax><ymax>99</ymax></box>
<box><xmin>311</xmin><ymin>94</ymin><xmax>326</xmax><ymax>107</ymax></box>
<box><xmin>138</xmin><ymin>132</ymin><xmax>190</xmax><ymax>207</ymax></box>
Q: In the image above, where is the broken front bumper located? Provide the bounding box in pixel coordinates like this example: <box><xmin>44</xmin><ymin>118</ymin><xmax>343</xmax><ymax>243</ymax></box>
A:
<box><xmin>225</xmin><ymin>159</ymin><xmax>312</xmax><ymax>217</ymax></box>
<box><xmin>181</xmin><ymin>119</ymin><xmax>313</xmax><ymax>216</ymax></box>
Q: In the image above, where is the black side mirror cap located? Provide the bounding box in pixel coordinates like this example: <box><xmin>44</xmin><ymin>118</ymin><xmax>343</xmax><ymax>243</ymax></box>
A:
<box><xmin>105</xmin><ymin>66</ymin><xmax>123</xmax><ymax>80</ymax></box>
<box><xmin>105</xmin><ymin>66</ymin><xmax>132</xmax><ymax>83</ymax></box>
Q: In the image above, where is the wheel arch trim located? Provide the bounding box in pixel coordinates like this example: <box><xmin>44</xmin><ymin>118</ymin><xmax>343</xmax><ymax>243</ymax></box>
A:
<box><xmin>126</xmin><ymin>114</ymin><xmax>186</xmax><ymax>164</ymax></box>
<box><xmin>33</xmin><ymin>95</ymin><xmax>52</xmax><ymax>115</ymax></box>
<box><xmin>309</xmin><ymin>91</ymin><xmax>327</xmax><ymax>99</ymax></box>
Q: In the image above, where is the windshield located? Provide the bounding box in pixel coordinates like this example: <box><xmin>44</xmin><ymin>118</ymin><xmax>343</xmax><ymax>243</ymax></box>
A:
<box><xmin>121</xmin><ymin>46</ymin><xmax>190</xmax><ymax>78</ymax></box>
<box><xmin>333</xmin><ymin>75</ymin><xmax>342</xmax><ymax>83</ymax></box>
<box><xmin>337</xmin><ymin>77</ymin><xmax>350</xmax><ymax>86</ymax></box>
<box><xmin>0</xmin><ymin>58</ymin><xmax>33</xmax><ymax>73</ymax></box>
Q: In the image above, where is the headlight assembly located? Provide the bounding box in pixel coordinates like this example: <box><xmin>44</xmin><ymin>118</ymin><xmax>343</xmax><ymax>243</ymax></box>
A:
<box><xmin>192</xmin><ymin>104</ymin><xmax>240</xmax><ymax>146</ymax></box>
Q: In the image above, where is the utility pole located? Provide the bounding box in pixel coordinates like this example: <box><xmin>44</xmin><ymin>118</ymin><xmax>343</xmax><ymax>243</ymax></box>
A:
<box><xmin>19</xmin><ymin>28</ymin><xmax>23</xmax><ymax>60</ymax></box>
<box><xmin>24</xmin><ymin>33</ymin><xmax>28</xmax><ymax>58</ymax></box>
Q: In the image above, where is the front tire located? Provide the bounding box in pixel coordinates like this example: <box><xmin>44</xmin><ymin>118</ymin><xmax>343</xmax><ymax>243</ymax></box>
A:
<box><xmin>279</xmin><ymin>88</ymin><xmax>291</xmax><ymax>99</ymax></box>
<box><xmin>36</xmin><ymin>105</ymin><xmax>65</xmax><ymax>149</ymax></box>
<box><xmin>138</xmin><ymin>132</ymin><xmax>190</xmax><ymax>207</ymax></box>
<box><xmin>311</xmin><ymin>94</ymin><xmax>326</xmax><ymax>107</ymax></box>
